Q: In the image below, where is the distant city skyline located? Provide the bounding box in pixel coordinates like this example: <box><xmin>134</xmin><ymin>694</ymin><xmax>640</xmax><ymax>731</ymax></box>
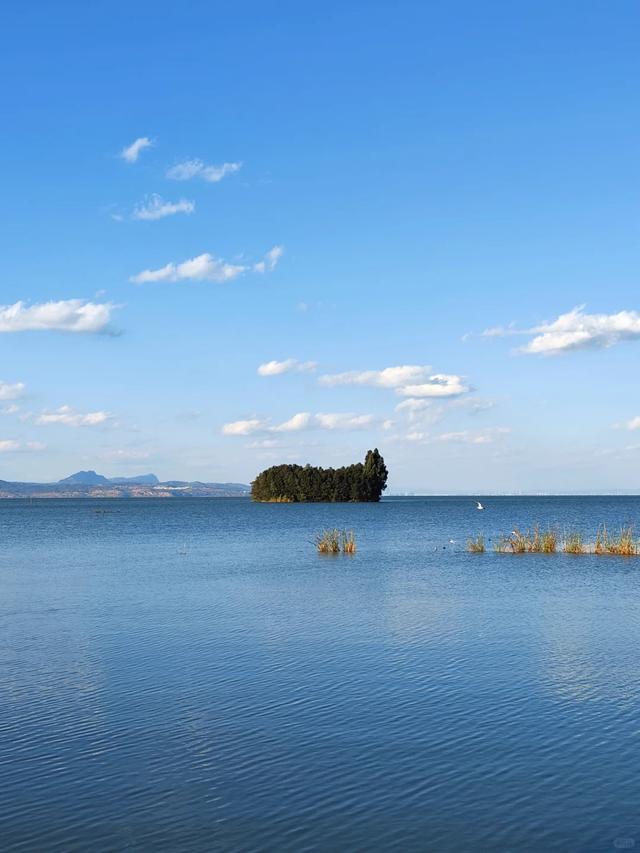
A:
<box><xmin>1</xmin><ymin>1</ymin><xmax>640</xmax><ymax>493</ymax></box>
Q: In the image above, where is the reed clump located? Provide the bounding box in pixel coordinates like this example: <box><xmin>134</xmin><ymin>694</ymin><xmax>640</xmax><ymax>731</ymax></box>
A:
<box><xmin>563</xmin><ymin>532</ymin><xmax>585</xmax><ymax>554</ymax></box>
<box><xmin>595</xmin><ymin>525</ymin><xmax>637</xmax><ymax>556</ymax></box>
<box><xmin>489</xmin><ymin>524</ymin><xmax>639</xmax><ymax>557</ymax></box>
<box><xmin>540</xmin><ymin>529</ymin><xmax>557</xmax><ymax>553</ymax></box>
<box><xmin>315</xmin><ymin>529</ymin><xmax>357</xmax><ymax>555</ymax></box>
<box><xmin>467</xmin><ymin>535</ymin><xmax>485</xmax><ymax>553</ymax></box>
<box><xmin>494</xmin><ymin>527</ymin><xmax>558</xmax><ymax>554</ymax></box>
<box><xmin>315</xmin><ymin>529</ymin><xmax>341</xmax><ymax>554</ymax></box>
<box><xmin>341</xmin><ymin>530</ymin><xmax>357</xmax><ymax>554</ymax></box>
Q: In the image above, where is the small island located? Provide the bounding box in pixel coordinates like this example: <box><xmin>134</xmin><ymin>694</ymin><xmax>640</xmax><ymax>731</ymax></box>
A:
<box><xmin>251</xmin><ymin>449</ymin><xmax>388</xmax><ymax>502</ymax></box>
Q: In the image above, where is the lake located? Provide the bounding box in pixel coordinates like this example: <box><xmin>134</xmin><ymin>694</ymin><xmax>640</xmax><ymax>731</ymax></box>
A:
<box><xmin>2</xmin><ymin>496</ymin><xmax>640</xmax><ymax>851</ymax></box>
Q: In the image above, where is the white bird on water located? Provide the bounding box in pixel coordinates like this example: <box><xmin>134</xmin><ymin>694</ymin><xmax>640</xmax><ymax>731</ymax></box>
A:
<box><xmin>476</xmin><ymin>501</ymin><xmax>484</xmax><ymax>510</ymax></box>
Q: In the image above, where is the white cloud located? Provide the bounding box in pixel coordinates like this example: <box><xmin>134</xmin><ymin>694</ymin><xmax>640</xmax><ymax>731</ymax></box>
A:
<box><xmin>222</xmin><ymin>411</ymin><xmax>375</xmax><ymax>435</ymax></box>
<box><xmin>484</xmin><ymin>307</ymin><xmax>640</xmax><ymax>356</ymax></box>
<box><xmin>315</xmin><ymin>412</ymin><xmax>375</xmax><ymax>430</ymax></box>
<box><xmin>0</xmin><ymin>381</ymin><xmax>26</xmax><ymax>401</ymax></box>
<box><xmin>120</xmin><ymin>137</ymin><xmax>153</xmax><ymax>163</ymax></box>
<box><xmin>166</xmin><ymin>159</ymin><xmax>242</xmax><ymax>182</ymax></box>
<box><xmin>482</xmin><ymin>323</ymin><xmax>518</xmax><ymax>338</ymax></box>
<box><xmin>399</xmin><ymin>374</ymin><xmax>469</xmax><ymax>398</ymax></box>
<box><xmin>222</xmin><ymin>418</ymin><xmax>267</xmax><ymax>436</ymax></box>
<box><xmin>132</xmin><ymin>194</ymin><xmax>195</xmax><ymax>221</ymax></box>
<box><xmin>273</xmin><ymin>412</ymin><xmax>312</xmax><ymax>432</ymax></box>
<box><xmin>621</xmin><ymin>416</ymin><xmax>640</xmax><ymax>431</ymax></box>
<box><xmin>319</xmin><ymin>365</ymin><xmax>469</xmax><ymax>398</ymax></box>
<box><xmin>100</xmin><ymin>448</ymin><xmax>152</xmax><ymax>461</ymax></box>
<box><xmin>131</xmin><ymin>253</ymin><xmax>247</xmax><ymax>284</ymax></box>
<box><xmin>131</xmin><ymin>245</ymin><xmax>283</xmax><ymax>285</ymax></box>
<box><xmin>525</xmin><ymin>308</ymin><xmax>640</xmax><ymax>355</ymax></box>
<box><xmin>0</xmin><ymin>300</ymin><xmax>116</xmax><ymax>334</ymax></box>
<box><xmin>395</xmin><ymin>398</ymin><xmax>446</xmax><ymax>427</ymax></box>
<box><xmin>453</xmin><ymin>398</ymin><xmax>496</xmax><ymax>416</ymax></box>
<box><xmin>246</xmin><ymin>438</ymin><xmax>281</xmax><ymax>449</ymax></box>
<box><xmin>390</xmin><ymin>425</ymin><xmax>510</xmax><ymax>446</ymax></box>
<box><xmin>257</xmin><ymin>358</ymin><xmax>317</xmax><ymax>376</ymax></box>
<box><xmin>395</xmin><ymin>398</ymin><xmax>432</xmax><ymax>415</ymax></box>
<box><xmin>254</xmin><ymin>245</ymin><xmax>284</xmax><ymax>273</ymax></box>
<box><xmin>129</xmin><ymin>246</ymin><xmax>283</xmax><ymax>284</ymax></box>
<box><xmin>319</xmin><ymin>365</ymin><xmax>432</xmax><ymax>388</ymax></box>
<box><xmin>436</xmin><ymin>427</ymin><xmax>510</xmax><ymax>445</ymax></box>
<box><xmin>35</xmin><ymin>405</ymin><xmax>113</xmax><ymax>428</ymax></box>
<box><xmin>0</xmin><ymin>440</ymin><xmax>45</xmax><ymax>453</ymax></box>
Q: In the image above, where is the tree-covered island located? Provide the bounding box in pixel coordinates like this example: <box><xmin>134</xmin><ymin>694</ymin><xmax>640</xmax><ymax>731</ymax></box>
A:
<box><xmin>251</xmin><ymin>449</ymin><xmax>388</xmax><ymax>502</ymax></box>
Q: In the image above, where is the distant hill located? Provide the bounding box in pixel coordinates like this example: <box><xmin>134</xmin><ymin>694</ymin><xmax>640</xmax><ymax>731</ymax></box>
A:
<box><xmin>60</xmin><ymin>470</ymin><xmax>160</xmax><ymax>486</ymax></box>
<box><xmin>59</xmin><ymin>470</ymin><xmax>110</xmax><ymax>485</ymax></box>
<box><xmin>0</xmin><ymin>471</ymin><xmax>250</xmax><ymax>498</ymax></box>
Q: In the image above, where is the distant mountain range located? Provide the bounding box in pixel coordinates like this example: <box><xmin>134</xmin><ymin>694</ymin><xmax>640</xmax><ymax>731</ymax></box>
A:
<box><xmin>0</xmin><ymin>470</ymin><xmax>250</xmax><ymax>498</ymax></box>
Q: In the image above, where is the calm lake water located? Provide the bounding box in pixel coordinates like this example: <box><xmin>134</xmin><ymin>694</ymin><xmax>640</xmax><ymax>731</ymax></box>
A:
<box><xmin>2</xmin><ymin>496</ymin><xmax>640</xmax><ymax>852</ymax></box>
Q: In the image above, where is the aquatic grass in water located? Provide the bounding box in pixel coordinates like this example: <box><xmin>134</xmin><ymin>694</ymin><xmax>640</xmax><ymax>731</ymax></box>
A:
<box><xmin>315</xmin><ymin>529</ymin><xmax>357</xmax><ymax>554</ymax></box>
<box><xmin>595</xmin><ymin>525</ymin><xmax>638</xmax><ymax>556</ymax></box>
<box><xmin>494</xmin><ymin>529</ymin><xmax>531</xmax><ymax>553</ymax></box>
<box><xmin>315</xmin><ymin>529</ymin><xmax>341</xmax><ymax>554</ymax></box>
<box><xmin>490</xmin><ymin>524</ymin><xmax>639</xmax><ymax>557</ymax></box>
<box><xmin>563</xmin><ymin>532</ymin><xmax>585</xmax><ymax>554</ymax></box>
<box><xmin>341</xmin><ymin>530</ymin><xmax>357</xmax><ymax>554</ymax></box>
<box><xmin>467</xmin><ymin>535</ymin><xmax>485</xmax><ymax>553</ymax></box>
<box><xmin>493</xmin><ymin>527</ymin><xmax>559</xmax><ymax>554</ymax></box>
<box><xmin>540</xmin><ymin>529</ymin><xmax>557</xmax><ymax>553</ymax></box>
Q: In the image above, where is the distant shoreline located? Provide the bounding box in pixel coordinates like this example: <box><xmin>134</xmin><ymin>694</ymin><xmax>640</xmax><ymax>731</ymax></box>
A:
<box><xmin>2</xmin><ymin>492</ymin><xmax>640</xmax><ymax>500</ymax></box>
<box><xmin>0</xmin><ymin>484</ymin><xmax>250</xmax><ymax>499</ymax></box>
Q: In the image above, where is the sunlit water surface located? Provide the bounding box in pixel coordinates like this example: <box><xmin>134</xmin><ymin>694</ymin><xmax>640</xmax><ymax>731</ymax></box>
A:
<box><xmin>2</xmin><ymin>496</ymin><xmax>640</xmax><ymax>851</ymax></box>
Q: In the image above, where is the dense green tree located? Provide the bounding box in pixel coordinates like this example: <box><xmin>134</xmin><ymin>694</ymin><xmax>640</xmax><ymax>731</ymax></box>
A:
<box><xmin>362</xmin><ymin>448</ymin><xmax>388</xmax><ymax>501</ymax></box>
<box><xmin>251</xmin><ymin>450</ymin><xmax>388</xmax><ymax>502</ymax></box>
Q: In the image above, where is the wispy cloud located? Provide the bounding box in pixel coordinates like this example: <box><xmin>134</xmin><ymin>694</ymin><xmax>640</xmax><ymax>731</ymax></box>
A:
<box><xmin>616</xmin><ymin>416</ymin><xmax>640</xmax><ymax>431</ymax></box>
<box><xmin>35</xmin><ymin>406</ymin><xmax>114</xmax><ymax>427</ymax></box>
<box><xmin>391</xmin><ymin>426</ymin><xmax>510</xmax><ymax>446</ymax></box>
<box><xmin>1</xmin><ymin>404</ymin><xmax>21</xmax><ymax>416</ymax></box>
<box><xmin>223</xmin><ymin>412</ymin><xmax>376</xmax><ymax>436</ymax></box>
<box><xmin>245</xmin><ymin>438</ymin><xmax>281</xmax><ymax>449</ymax></box>
<box><xmin>0</xmin><ymin>381</ymin><xmax>26</xmax><ymax>401</ymax></box>
<box><xmin>453</xmin><ymin>398</ymin><xmax>496</xmax><ymax>416</ymax></box>
<box><xmin>166</xmin><ymin>159</ymin><xmax>242</xmax><ymax>183</ymax></box>
<box><xmin>0</xmin><ymin>439</ymin><xmax>46</xmax><ymax>453</ymax></box>
<box><xmin>315</xmin><ymin>413</ymin><xmax>375</xmax><ymax>430</ymax></box>
<box><xmin>257</xmin><ymin>358</ymin><xmax>317</xmax><ymax>376</ymax></box>
<box><xmin>394</xmin><ymin>396</ymin><xmax>495</xmax><ymax>432</ymax></box>
<box><xmin>254</xmin><ymin>246</ymin><xmax>284</xmax><ymax>273</ymax></box>
<box><xmin>483</xmin><ymin>307</ymin><xmax>640</xmax><ymax>355</ymax></box>
<box><xmin>131</xmin><ymin>245</ymin><xmax>283</xmax><ymax>285</ymax></box>
<box><xmin>120</xmin><ymin>136</ymin><xmax>154</xmax><ymax>163</ymax></box>
<box><xmin>131</xmin><ymin>194</ymin><xmax>195</xmax><ymax>221</ymax></box>
<box><xmin>395</xmin><ymin>398</ymin><xmax>446</xmax><ymax>427</ymax></box>
<box><xmin>0</xmin><ymin>300</ymin><xmax>116</xmax><ymax>334</ymax></box>
<box><xmin>435</xmin><ymin>427</ymin><xmax>510</xmax><ymax>445</ymax></box>
<box><xmin>99</xmin><ymin>448</ymin><xmax>152</xmax><ymax>461</ymax></box>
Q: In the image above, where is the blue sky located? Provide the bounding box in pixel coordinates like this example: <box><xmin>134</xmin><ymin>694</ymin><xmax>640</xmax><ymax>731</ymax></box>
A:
<box><xmin>1</xmin><ymin>0</ymin><xmax>640</xmax><ymax>492</ymax></box>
